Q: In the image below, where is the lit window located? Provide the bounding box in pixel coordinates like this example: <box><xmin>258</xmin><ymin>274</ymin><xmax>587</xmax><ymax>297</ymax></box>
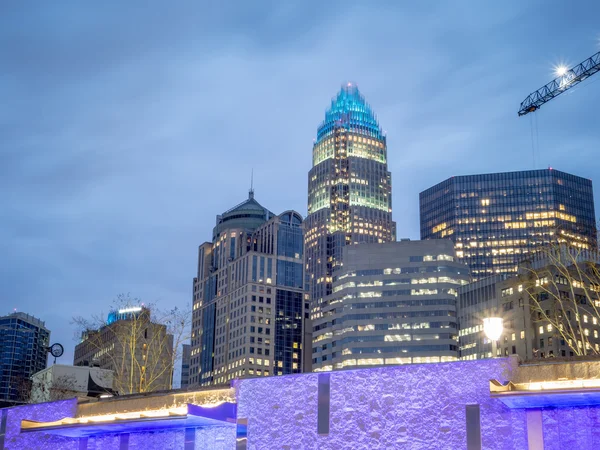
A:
<box><xmin>539</xmin><ymin>326</ymin><xmax>544</xmax><ymax>334</ymax></box>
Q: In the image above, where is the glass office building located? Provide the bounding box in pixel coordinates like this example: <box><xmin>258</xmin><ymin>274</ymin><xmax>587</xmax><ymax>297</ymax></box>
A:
<box><xmin>0</xmin><ymin>312</ymin><xmax>50</xmax><ymax>405</ymax></box>
<box><xmin>306</xmin><ymin>84</ymin><xmax>396</xmax><ymax>319</ymax></box>
<box><xmin>190</xmin><ymin>190</ymin><xmax>310</xmax><ymax>386</ymax></box>
<box><xmin>312</xmin><ymin>240</ymin><xmax>469</xmax><ymax>371</ymax></box>
<box><xmin>420</xmin><ymin>169</ymin><xmax>596</xmax><ymax>279</ymax></box>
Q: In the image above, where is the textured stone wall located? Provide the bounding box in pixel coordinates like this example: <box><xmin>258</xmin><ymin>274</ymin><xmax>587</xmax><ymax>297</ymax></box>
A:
<box><xmin>3</xmin><ymin>398</ymin><xmax>78</xmax><ymax>449</ymax></box>
<box><xmin>237</xmin><ymin>358</ymin><xmax>530</xmax><ymax>449</ymax></box>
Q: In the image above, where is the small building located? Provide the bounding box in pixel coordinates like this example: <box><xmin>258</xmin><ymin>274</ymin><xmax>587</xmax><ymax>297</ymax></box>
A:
<box><xmin>74</xmin><ymin>306</ymin><xmax>173</xmax><ymax>395</ymax></box>
<box><xmin>30</xmin><ymin>364</ymin><xmax>115</xmax><ymax>403</ymax></box>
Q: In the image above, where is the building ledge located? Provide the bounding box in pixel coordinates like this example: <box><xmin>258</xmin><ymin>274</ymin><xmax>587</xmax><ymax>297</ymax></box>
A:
<box><xmin>490</xmin><ymin>378</ymin><xmax>600</xmax><ymax>408</ymax></box>
<box><xmin>20</xmin><ymin>403</ymin><xmax>236</xmax><ymax>438</ymax></box>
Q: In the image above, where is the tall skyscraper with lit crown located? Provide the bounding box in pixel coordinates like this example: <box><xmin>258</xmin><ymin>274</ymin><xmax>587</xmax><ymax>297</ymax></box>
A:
<box><xmin>305</xmin><ymin>84</ymin><xmax>396</xmax><ymax>317</ymax></box>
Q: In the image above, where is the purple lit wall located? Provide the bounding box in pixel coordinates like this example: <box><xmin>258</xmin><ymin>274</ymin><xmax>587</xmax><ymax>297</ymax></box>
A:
<box><xmin>3</xmin><ymin>398</ymin><xmax>77</xmax><ymax>449</ymax></box>
<box><xmin>236</xmin><ymin>359</ymin><xmax>529</xmax><ymax>449</ymax></box>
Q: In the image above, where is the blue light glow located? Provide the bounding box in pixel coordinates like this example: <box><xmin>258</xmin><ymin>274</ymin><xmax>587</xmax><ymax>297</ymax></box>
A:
<box><xmin>316</xmin><ymin>84</ymin><xmax>383</xmax><ymax>144</ymax></box>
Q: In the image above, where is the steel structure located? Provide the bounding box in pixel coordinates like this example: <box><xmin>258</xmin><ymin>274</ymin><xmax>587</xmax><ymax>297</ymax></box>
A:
<box><xmin>518</xmin><ymin>50</ymin><xmax>600</xmax><ymax>116</ymax></box>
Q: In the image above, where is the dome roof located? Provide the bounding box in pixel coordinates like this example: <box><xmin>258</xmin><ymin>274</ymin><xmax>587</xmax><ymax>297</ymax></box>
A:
<box><xmin>213</xmin><ymin>190</ymin><xmax>274</xmax><ymax>237</ymax></box>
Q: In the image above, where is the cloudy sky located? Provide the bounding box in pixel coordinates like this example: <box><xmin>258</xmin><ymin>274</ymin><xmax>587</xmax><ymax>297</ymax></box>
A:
<box><xmin>2</xmin><ymin>1</ymin><xmax>600</xmax><ymax>364</ymax></box>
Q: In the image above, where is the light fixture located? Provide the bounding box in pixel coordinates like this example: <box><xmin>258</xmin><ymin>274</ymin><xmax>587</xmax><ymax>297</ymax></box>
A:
<box><xmin>483</xmin><ymin>317</ymin><xmax>503</xmax><ymax>358</ymax></box>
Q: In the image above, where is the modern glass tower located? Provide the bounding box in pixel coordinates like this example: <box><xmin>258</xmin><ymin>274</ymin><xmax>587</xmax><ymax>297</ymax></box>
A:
<box><xmin>420</xmin><ymin>169</ymin><xmax>596</xmax><ymax>279</ymax></box>
<box><xmin>0</xmin><ymin>312</ymin><xmax>50</xmax><ymax>405</ymax></box>
<box><xmin>306</xmin><ymin>84</ymin><xmax>396</xmax><ymax>317</ymax></box>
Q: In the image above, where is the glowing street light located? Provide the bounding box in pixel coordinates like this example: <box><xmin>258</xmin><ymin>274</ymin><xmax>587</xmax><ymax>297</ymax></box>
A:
<box><xmin>483</xmin><ymin>317</ymin><xmax>503</xmax><ymax>358</ymax></box>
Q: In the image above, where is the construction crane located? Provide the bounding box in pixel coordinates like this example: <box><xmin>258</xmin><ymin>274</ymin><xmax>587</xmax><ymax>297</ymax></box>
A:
<box><xmin>518</xmin><ymin>50</ymin><xmax>600</xmax><ymax>116</ymax></box>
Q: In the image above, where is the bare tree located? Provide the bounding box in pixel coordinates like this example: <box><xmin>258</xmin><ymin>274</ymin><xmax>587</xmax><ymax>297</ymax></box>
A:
<box><xmin>520</xmin><ymin>242</ymin><xmax>600</xmax><ymax>356</ymax></box>
<box><xmin>72</xmin><ymin>294</ymin><xmax>191</xmax><ymax>395</ymax></box>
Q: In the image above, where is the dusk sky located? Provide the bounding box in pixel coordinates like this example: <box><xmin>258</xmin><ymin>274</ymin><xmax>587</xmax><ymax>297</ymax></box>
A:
<box><xmin>2</xmin><ymin>1</ymin><xmax>600</xmax><ymax>364</ymax></box>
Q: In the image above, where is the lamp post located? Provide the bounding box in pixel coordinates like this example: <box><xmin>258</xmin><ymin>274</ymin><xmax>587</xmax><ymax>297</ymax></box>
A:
<box><xmin>483</xmin><ymin>317</ymin><xmax>503</xmax><ymax>358</ymax></box>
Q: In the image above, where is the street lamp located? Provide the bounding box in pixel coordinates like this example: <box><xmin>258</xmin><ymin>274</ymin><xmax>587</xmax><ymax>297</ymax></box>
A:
<box><xmin>483</xmin><ymin>317</ymin><xmax>504</xmax><ymax>358</ymax></box>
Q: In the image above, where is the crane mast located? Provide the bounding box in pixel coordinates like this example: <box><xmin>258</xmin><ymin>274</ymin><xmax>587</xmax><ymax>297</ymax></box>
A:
<box><xmin>518</xmin><ymin>50</ymin><xmax>600</xmax><ymax>116</ymax></box>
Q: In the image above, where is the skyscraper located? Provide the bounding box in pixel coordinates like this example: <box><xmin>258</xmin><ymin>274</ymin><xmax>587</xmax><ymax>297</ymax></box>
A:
<box><xmin>312</xmin><ymin>240</ymin><xmax>469</xmax><ymax>371</ymax></box>
<box><xmin>305</xmin><ymin>84</ymin><xmax>396</xmax><ymax>317</ymax></box>
<box><xmin>190</xmin><ymin>190</ymin><xmax>309</xmax><ymax>387</ymax></box>
<box><xmin>0</xmin><ymin>312</ymin><xmax>50</xmax><ymax>405</ymax></box>
<box><xmin>420</xmin><ymin>169</ymin><xmax>596</xmax><ymax>279</ymax></box>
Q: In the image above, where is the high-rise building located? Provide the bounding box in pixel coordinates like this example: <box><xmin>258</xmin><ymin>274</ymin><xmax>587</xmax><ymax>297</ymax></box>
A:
<box><xmin>305</xmin><ymin>84</ymin><xmax>396</xmax><ymax>317</ymax></box>
<box><xmin>420</xmin><ymin>169</ymin><xmax>596</xmax><ymax>279</ymax></box>
<box><xmin>74</xmin><ymin>306</ymin><xmax>173</xmax><ymax>394</ymax></box>
<box><xmin>312</xmin><ymin>240</ymin><xmax>470</xmax><ymax>372</ymax></box>
<box><xmin>190</xmin><ymin>190</ymin><xmax>310</xmax><ymax>387</ymax></box>
<box><xmin>0</xmin><ymin>312</ymin><xmax>50</xmax><ymax>405</ymax></box>
<box><xmin>180</xmin><ymin>343</ymin><xmax>191</xmax><ymax>390</ymax></box>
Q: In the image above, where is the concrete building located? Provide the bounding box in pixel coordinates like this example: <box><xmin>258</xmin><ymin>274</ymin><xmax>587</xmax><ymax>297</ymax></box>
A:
<box><xmin>30</xmin><ymin>364</ymin><xmax>114</xmax><ymax>403</ymax></box>
<box><xmin>7</xmin><ymin>357</ymin><xmax>600</xmax><ymax>449</ymax></box>
<box><xmin>305</xmin><ymin>84</ymin><xmax>396</xmax><ymax>320</ymax></box>
<box><xmin>190</xmin><ymin>191</ymin><xmax>310</xmax><ymax>387</ymax></box>
<box><xmin>180</xmin><ymin>343</ymin><xmax>191</xmax><ymax>390</ymax></box>
<box><xmin>0</xmin><ymin>312</ymin><xmax>50</xmax><ymax>405</ymax></box>
<box><xmin>458</xmin><ymin>249</ymin><xmax>600</xmax><ymax>361</ymax></box>
<box><xmin>312</xmin><ymin>240</ymin><xmax>470</xmax><ymax>371</ymax></box>
<box><xmin>420</xmin><ymin>169</ymin><xmax>596</xmax><ymax>279</ymax></box>
<box><xmin>74</xmin><ymin>306</ymin><xmax>173</xmax><ymax>395</ymax></box>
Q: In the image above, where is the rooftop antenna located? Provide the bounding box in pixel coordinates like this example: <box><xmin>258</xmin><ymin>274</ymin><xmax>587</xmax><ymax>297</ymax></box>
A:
<box><xmin>249</xmin><ymin>169</ymin><xmax>254</xmax><ymax>199</ymax></box>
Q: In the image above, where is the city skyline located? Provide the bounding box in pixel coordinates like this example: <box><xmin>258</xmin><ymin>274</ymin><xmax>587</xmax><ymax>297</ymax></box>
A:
<box><xmin>2</xmin><ymin>1</ymin><xmax>600</xmax><ymax>366</ymax></box>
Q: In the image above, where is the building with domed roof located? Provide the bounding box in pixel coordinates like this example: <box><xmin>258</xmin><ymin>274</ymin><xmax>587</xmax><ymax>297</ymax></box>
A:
<box><xmin>189</xmin><ymin>190</ymin><xmax>310</xmax><ymax>386</ymax></box>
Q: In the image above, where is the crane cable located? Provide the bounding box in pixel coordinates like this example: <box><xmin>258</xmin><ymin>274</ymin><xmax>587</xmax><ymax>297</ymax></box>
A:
<box><xmin>529</xmin><ymin>113</ymin><xmax>536</xmax><ymax>168</ymax></box>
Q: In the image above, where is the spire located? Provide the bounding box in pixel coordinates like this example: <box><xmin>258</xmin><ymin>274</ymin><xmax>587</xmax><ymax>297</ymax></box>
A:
<box><xmin>249</xmin><ymin>169</ymin><xmax>254</xmax><ymax>199</ymax></box>
<box><xmin>316</xmin><ymin>83</ymin><xmax>384</xmax><ymax>144</ymax></box>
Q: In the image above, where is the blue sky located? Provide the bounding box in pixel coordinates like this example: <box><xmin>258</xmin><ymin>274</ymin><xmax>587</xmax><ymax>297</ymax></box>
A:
<box><xmin>2</xmin><ymin>1</ymin><xmax>600</xmax><ymax>364</ymax></box>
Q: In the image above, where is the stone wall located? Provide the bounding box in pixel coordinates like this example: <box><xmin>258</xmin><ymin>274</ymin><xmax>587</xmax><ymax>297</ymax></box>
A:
<box><xmin>236</xmin><ymin>358</ymin><xmax>528</xmax><ymax>449</ymax></box>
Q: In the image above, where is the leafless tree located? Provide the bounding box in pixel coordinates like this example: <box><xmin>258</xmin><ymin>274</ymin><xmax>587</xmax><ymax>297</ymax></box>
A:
<box><xmin>520</xmin><ymin>242</ymin><xmax>600</xmax><ymax>356</ymax></box>
<box><xmin>72</xmin><ymin>294</ymin><xmax>191</xmax><ymax>395</ymax></box>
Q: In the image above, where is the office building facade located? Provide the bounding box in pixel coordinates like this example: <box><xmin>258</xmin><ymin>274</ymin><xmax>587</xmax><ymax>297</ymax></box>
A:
<box><xmin>305</xmin><ymin>84</ymin><xmax>396</xmax><ymax>318</ymax></box>
<box><xmin>420</xmin><ymin>169</ymin><xmax>596</xmax><ymax>279</ymax></box>
<box><xmin>312</xmin><ymin>240</ymin><xmax>470</xmax><ymax>371</ymax></box>
<box><xmin>458</xmin><ymin>249</ymin><xmax>600</xmax><ymax>361</ymax></box>
<box><xmin>180</xmin><ymin>343</ymin><xmax>191</xmax><ymax>390</ymax></box>
<box><xmin>190</xmin><ymin>191</ymin><xmax>309</xmax><ymax>386</ymax></box>
<box><xmin>0</xmin><ymin>312</ymin><xmax>50</xmax><ymax>405</ymax></box>
<box><xmin>74</xmin><ymin>306</ymin><xmax>173</xmax><ymax>394</ymax></box>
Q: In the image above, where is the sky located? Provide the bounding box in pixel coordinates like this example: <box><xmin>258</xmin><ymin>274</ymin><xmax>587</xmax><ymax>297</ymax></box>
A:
<box><xmin>2</xmin><ymin>1</ymin><xmax>600</xmax><ymax>365</ymax></box>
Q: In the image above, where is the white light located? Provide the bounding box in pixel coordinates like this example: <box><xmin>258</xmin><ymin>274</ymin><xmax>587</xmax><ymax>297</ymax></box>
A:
<box><xmin>118</xmin><ymin>307</ymin><xmax>142</xmax><ymax>314</ymax></box>
<box><xmin>555</xmin><ymin>65</ymin><xmax>568</xmax><ymax>77</ymax></box>
<box><xmin>483</xmin><ymin>317</ymin><xmax>504</xmax><ymax>341</ymax></box>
